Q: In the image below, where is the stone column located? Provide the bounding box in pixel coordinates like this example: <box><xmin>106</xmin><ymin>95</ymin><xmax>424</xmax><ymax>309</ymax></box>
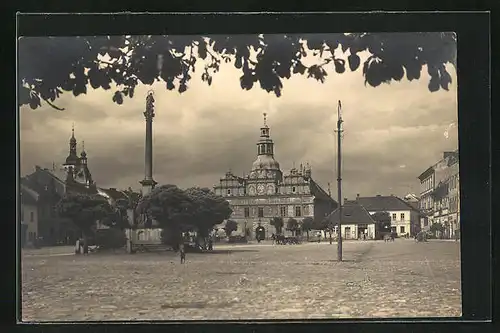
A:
<box><xmin>140</xmin><ymin>91</ymin><xmax>157</xmax><ymax>194</ymax></box>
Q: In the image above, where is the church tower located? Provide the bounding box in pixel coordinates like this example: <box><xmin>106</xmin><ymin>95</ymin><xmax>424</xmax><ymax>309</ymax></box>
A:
<box><xmin>63</xmin><ymin>124</ymin><xmax>79</xmax><ymax>182</ymax></box>
<box><xmin>247</xmin><ymin>113</ymin><xmax>283</xmax><ymax>196</ymax></box>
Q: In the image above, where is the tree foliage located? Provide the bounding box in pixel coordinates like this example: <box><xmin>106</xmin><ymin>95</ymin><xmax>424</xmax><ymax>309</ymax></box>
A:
<box><xmin>57</xmin><ymin>192</ymin><xmax>114</xmax><ymax>234</ymax></box>
<box><xmin>135</xmin><ymin>184</ymin><xmax>232</xmax><ymax>244</ymax></box>
<box><xmin>430</xmin><ymin>222</ymin><xmax>444</xmax><ymax>235</ymax></box>
<box><xmin>301</xmin><ymin>217</ymin><xmax>314</xmax><ymax>240</ymax></box>
<box><xmin>56</xmin><ymin>192</ymin><xmax>114</xmax><ymax>253</ymax></box>
<box><xmin>224</xmin><ymin>220</ymin><xmax>238</xmax><ymax>237</ymax></box>
<box><xmin>286</xmin><ymin>218</ymin><xmax>300</xmax><ymax>236</ymax></box>
<box><xmin>270</xmin><ymin>216</ymin><xmax>284</xmax><ymax>234</ymax></box>
<box><xmin>184</xmin><ymin>186</ymin><xmax>233</xmax><ymax>237</ymax></box>
<box><xmin>18</xmin><ymin>33</ymin><xmax>456</xmax><ymax>111</ymax></box>
<box><xmin>371</xmin><ymin>211</ymin><xmax>392</xmax><ymax>233</ymax></box>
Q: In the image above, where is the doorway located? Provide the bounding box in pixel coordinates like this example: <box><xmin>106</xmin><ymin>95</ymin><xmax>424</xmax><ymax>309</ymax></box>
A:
<box><xmin>358</xmin><ymin>224</ymin><xmax>368</xmax><ymax>240</ymax></box>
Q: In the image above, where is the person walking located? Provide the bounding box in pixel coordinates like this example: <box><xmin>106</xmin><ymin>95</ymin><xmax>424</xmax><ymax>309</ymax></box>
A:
<box><xmin>207</xmin><ymin>236</ymin><xmax>213</xmax><ymax>251</ymax></box>
<box><xmin>179</xmin><ymin>242</ymin><xmax>186</xmax><ymax>264</ymax></box>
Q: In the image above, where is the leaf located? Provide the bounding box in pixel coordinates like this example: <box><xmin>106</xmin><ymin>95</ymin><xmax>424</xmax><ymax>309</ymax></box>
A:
<box><xmin>348</xmin><ymin>54</ymin><xmax>360</xmax><ymax>71</ymax></box>
<box><xmin>166</xmin><ymin>80</ymin><xmax>175</xmax><ymax>90</ymax></box>
<box><xmin>178</xmin><ymin>83</ymin><xmax>187</xmax><ymax>93</ymax></box>
<box><xmin>334</xmin><ymin>59</ymin><xmax>346</xmax><ymax>74</ymax></box>
<box><xmin>440</xmin><ymin>69</ymin><xmax>452</xmax><ymax>90</ymax></box>
<box><xmin>112</xmin><ymin>91</ymin><xmax>123</xmax><ymax>105</ymax></box>
<box><xmin>428</xmin><ymin>77</ymin><xmax>440</xmax><ymax>92</ymax></box>
<box><xmin>293</xmin><ymin>61</ymin><xmax>307</xmax><ymax>74</ymax></box>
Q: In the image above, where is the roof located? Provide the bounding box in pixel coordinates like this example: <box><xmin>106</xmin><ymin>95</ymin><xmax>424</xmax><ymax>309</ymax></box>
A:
<box><xmin>98</xmin><ymin>187</ymin><xmax>129</xmax><ymax>201</ymax></box>
<box><xmin>326</xmin><ymin>201</ymin><xmax>375</xmax><ymax>225</ymax></box>
<box><xmin>357</xmin><ymin>195</ymin><xmax>418</xmax><ymax>212</ymax></box>
<box><xmin>418</xmin><ymin>166</ymin><xmax>435</xmax><ymax>181</ymax></box>
<box><xmin>20</xmin><ymin>185</ymin><xmax>39</xmax><ymax>205</ymax></box>
<box><xmin>310</xmin><ymin>179</ymin><xmax>337</xmax><ymax>204</ymax></box>
<box><xmin>406</xmin><ymin>201</ymin><xmax>420</xmax><ymax>211</ymax></box>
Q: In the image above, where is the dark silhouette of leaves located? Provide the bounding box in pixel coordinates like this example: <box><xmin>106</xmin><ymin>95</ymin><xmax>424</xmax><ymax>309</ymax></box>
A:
<box><xmin>18</xmin><ymin>33</ymin><xmax>456</xmax><ymax>111</ymax></box>
<box><xmin>348</xmin><ymin>53</ymin><xmax>361</xmax><ymax>71</ymax></box>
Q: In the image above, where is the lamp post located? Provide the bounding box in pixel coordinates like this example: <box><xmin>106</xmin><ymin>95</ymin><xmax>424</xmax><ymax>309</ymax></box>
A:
<box><xmin>335</xmin><ymin>100</ymin><xmax>344</xmax><ymax>262</ymax></box>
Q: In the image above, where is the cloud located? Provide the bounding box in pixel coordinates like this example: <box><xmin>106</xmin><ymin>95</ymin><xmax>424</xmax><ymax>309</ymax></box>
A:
<box><xmin>19</xmin><ymin>35</ymin><xmax>458</xmax><ymax>200</ymax></box>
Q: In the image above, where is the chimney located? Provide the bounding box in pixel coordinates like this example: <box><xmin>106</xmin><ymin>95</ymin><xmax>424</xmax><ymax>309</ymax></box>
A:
<box><xmin>356</xmin><ymin>194</ymin><xmax>360</xmax><ymax>201</ymax></box>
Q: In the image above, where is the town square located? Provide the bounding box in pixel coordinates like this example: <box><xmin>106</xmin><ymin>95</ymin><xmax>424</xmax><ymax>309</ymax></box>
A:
<box><xmin>19</xmin><ymin>32</ymin><xmax>460</xmax><ymax>321</ymax></box>
<box><xmin>22</xmin><ymin>239</ymin><xmax>461</xmax><ymax>321</ymax></box>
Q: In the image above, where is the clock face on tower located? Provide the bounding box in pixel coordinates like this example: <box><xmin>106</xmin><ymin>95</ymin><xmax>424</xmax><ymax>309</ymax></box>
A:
<box><xmin>257</xmin><ymin>184</ymin><xmax>265</xmax><ymax>195</ymax></box>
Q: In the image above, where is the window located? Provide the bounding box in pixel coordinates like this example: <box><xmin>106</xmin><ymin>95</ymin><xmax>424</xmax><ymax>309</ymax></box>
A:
<box><xmin>30</xmin><ymin>211</ymin><xmax>34</xmax><ymax>222</ymax></box>
<box><xmin>275</xmin><ymin>187</ymin><xmax>279</xmax><ymax>194</ymax></box>
<box><xmin>258</xmin><ymin>207</ymin><xmax>264</xmax><ymax>218</ymax></box>
<box><xmin>400</xmin><ymin>213</ymin><xmax>405</xmax><ymax>220</ymax></box>
<box><xmin>392</xmin><ymin>213</ymin><xmax>397</xmax><ymax>221</ymax></box>
<box><xmin>295</xmin><ymin>206</ymin><xmax>302</xmax><ymax>217</ymax></box>
<box><xmin>400</xmin><ymin>226</ymin><xmax>405</xmax><ymax>234</ymax></box>
<box><xmin>292</xmin><ymin>186</ymin><xmax>296</xmax><ymax>193</ymax></box>
<box><xmin>227</xmin><ymin>189</ymin><xmax>231</xmax><ymax>195</ymax></box>
<box><xmin>280</xmin><ymin>206</ymin><xmax>287</xmax><ymax>217</ymax></box>
<box><xmin>424</xmin><ymin>219</ymin><xmax>428</xmax><ymax>227</ymax></box>
<box><xmin>244</xmin><ymin>207</ymin><xmax>250</xmax><ymax>218</ymax></box>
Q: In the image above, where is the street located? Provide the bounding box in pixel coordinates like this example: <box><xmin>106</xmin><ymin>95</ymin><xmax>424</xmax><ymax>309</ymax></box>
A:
<box><xmin>21</xmin><ymin>239</ymin><xmax>461</xmax><ymax>321</ymax></box>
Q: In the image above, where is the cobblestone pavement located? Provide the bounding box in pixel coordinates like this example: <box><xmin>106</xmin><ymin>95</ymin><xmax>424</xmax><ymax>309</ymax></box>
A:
<box><xmin>21</xmin><ymin>240</ymin><xmax>461</xmax><ymax>321</ymax></box>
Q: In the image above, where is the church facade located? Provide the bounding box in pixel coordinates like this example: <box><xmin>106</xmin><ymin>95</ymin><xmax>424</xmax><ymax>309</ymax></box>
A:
<box><xmin>213</xmin><ymin>114</ymin><xmax>338</xmax><ymax>238</ymax></box>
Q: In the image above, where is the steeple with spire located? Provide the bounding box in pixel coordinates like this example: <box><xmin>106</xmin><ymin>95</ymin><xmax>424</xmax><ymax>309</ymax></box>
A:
<box><xmin>251</xmin><ymin>113</ymin><xmax>281</xmax><ymax>177</ymax></box>
<box><xmin>64</xmin><ymin>123</ymin><xmax>79</xmax><ymax>167</ymax></box>
<box><xmin>80</xmin><ymin>140</ymin><xmax>87</xmax><ymax>164</ymax></box>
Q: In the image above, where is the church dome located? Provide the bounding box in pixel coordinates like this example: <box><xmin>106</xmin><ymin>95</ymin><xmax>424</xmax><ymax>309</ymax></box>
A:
<box><xmin>252</xmin><ymin>155</ymin><xmax>280</xmax><ymax>171</ymax></box>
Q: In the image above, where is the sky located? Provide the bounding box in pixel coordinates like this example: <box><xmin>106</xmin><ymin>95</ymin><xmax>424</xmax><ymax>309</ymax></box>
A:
<box><xmin>19</xmin><ymin>34</ymin><xmax>458</xmax><ymax>200</ymax></box>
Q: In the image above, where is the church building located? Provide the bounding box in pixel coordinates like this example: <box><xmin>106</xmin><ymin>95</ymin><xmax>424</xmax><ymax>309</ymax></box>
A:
<box><xmin>213</xmin><ymin>114</ymin><xmax>338</xmax><ymax>238</ymax></box>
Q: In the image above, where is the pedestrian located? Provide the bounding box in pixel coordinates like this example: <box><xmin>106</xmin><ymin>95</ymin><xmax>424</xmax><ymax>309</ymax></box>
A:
<box><xmin>317</xmin><ymin>231</ymin><xmax>321</xmax><ymax>243</ymax></box>
<box><xmin>208</xmin><ymin>236</ymin><xmax>213</xmax><ymax>251</ymax></box>
<box><xmin>179</xmin><ymin>242</ymin><xmax>186</xmax><ymax>264</ymax></box>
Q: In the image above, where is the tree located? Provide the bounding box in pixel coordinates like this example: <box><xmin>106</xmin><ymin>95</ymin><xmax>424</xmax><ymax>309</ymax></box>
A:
<box><xmin>135</xmin><ymin>184</ymin><xmax>195</xmax><ymax>246</ymax></box>
<box><xmin>371</xmin><ymin>211</ymin><xmax>392</xmax><ymax>237</ymax></box>
<box><xmin>270</xmin><ymin>217</ymin><xmax>284</xmax><ymax>235</ymax></box>
<box><xmin>19</xmin><ymin>33</ymin><xmax>456</xmax><ymax>111</ymax></box>
<box><xmin>135</xmin><ymin>185</ymin><xmax>232</xmax><ymax>248</ymax></box>
<box><xmin>224</xmin><ymin>220</ymin><xmax>238</xmax><ymax>237</ymax></box>
<box><xmin>286</xmin><ymin>218</ymin><xmax>300</xmax><ymax>236</ymax></box>
<box><xmin>56</xmin><ymin>192</ymin><xmax>114</xmax><ymax>254</ymax></box>
<box><xmin>430</xmin><ymin>222</ymin><xmax>444</xmax><ymax>238</ymax></box>
<box><xmin>301</xmin><ymin>217</ymin><xmax>314</xmax><ymax>241</ymax></box>
<box><xmin>185</xmin><ymin>187</ymin><xmax>233</xmax><ymax>241</ymax></box>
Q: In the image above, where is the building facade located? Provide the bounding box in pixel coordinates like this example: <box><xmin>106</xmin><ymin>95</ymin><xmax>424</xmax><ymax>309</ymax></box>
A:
<box><xmin>213</xmin><ymin>114</ymin><xmax>337</xmax><ymax>238</ymax></box>
<box><xmin>418</xmin><ymin>150</ymin><xmax>460</xmax><ymax>238</ymax></box>
<box><xmin>326</xmin><ymin>200</ymin><xmax>377</xmax><ymax>240</ymax></box>
<box><xmin>20</xmin><ymin>127</ymin><xmax>101</xmax><ymax>245</ymax></box>
<box><xmin>20</xmin><ymin>185</ymin><xmax>39</xmax><ymax>247</ymax></box>
<box><xmin>356</xmin><ymin>194</ymin><xmax>420</xmax><ymax>237</ymax></box>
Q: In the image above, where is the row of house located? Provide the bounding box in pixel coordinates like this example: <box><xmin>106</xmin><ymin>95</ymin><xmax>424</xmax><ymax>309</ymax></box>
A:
<box><xmin>322</xmin><ymin>194</ymin><xmax>421</xmax><ymax>240</ymax></box>
<box><xmin>418</xmin><ymin>150</ymin><xmax>460</xmax><ymax>238</ymax></box>
<box><xmin>19</xmin><ymin>128</ymin><xmax>136</xmax><ymax>248</ymax></box>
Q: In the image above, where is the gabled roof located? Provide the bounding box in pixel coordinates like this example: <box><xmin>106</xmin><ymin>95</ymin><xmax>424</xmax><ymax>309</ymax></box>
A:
<box><xmin>326</xmin><ymin>201</ymin><xmax>375</xmax><ymax>225</ymax></box>
<box><xmin>20</xmin><ymin>184</ymin><xmax>39</xmax><ymax>206</ymax></box>
<box><xmin>310</xmin><ymin>179</ymin><xmax>337</xmax><ymax>204</ymax></box>
<box><xmin>357</xmin><ymin>195</ymin><xmax>418</xmax><ymax>212</ymax></box>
